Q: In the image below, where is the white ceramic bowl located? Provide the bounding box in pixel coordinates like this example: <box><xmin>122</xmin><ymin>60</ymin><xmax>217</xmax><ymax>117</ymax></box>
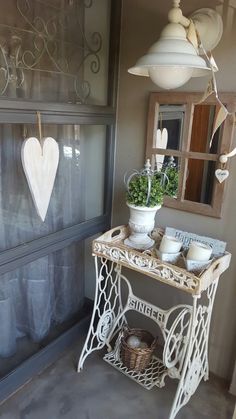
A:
<box><xmin>155</xmin><ymin>249</ymin><xmax>181</xmax><ymax>264</ymax></box>
<box><xmin>159</xmin><ymin>235</ymin><xmax>182</xmax><ymax>253</ymax></box>
<box><xmin>183</xmin><ymin>255</ymin><xmax>213</xmax><ymax>272</ymax></box>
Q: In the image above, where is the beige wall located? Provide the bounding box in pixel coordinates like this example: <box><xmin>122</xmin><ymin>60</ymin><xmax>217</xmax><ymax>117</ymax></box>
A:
<box><xmin>113</xmin><ymin>0</ymin><xmax>236</xmax><ymax>381</ymax></box>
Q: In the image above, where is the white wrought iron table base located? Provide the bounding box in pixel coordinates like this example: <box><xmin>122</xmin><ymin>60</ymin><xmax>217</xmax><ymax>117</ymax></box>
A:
<box><xmin>77</xmin><ymin>226</ymin><xmax>230</xmax><ymax>419</ymax></box>
<box><xmin>104</xmin><ymin>352</ymin><xmax>168</xmax><ymax>390</ymax></box>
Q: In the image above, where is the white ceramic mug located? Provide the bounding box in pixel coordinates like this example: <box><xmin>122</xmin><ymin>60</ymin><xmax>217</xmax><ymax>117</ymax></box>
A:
<box><xmin>159</xmin><ymin>235</ymin><xmax>182</xmax><ymax>254</ymax></box>
<box><xmin>187</xmin><ymin>241</ymin><xmax>212</xmax><ymax>261</ymax></box>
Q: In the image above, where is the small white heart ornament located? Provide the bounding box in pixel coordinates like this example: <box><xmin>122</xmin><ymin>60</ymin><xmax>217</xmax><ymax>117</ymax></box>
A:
<box><xmin>215</xmin><ymin>169</ymin><xmax>229</xmax><ymax>184</ymax></box>
<box><xmin>21</xmin><ymin>137</ymin><xmax>59</xmax><ymax>222</ymax></box>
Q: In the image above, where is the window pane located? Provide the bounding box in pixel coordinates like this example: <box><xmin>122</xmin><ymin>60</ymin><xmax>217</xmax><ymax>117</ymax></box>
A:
<box><xmin>184</xmin><ymin>159</ymin><xmax>216</xmax><ymax>204</ymax></box>
<box><xmin>84</xmin><ymin>0</ymin><xmax>111</xmax><ymax>105</ymax></box>
<box><xmin>155</xmin><ymin>105</ymin><xmax>185</xmax><ymax>151</ymax></box>
<box><xmin>0</xmin><ymin>0</ymin><xmax>111</xmax><ymax>105</ymax></box>
<box><xmin>0</xmin><ymin>239</ymin><xmax>96</xmax><ymax>378</ymax></box>
<box><xmin>190</xmin><ymin>104</ymin><xmax>222</xmax><ymax>153</ymax></box>
<box><xmin>82</xmin><ymin>126</ymin><xmax>106</xmax><ymax>220</ymax></box>
<box><xmin>0</xmin><ymin>124</ymin><xmax>107</xmax><ymax>250</ymax></box>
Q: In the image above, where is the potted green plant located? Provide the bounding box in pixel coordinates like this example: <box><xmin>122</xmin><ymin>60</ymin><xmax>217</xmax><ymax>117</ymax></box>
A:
<box><xmin>124</xmin><ymin>159</ymin><xmax>178</xmax><ymax>249</ymax></box>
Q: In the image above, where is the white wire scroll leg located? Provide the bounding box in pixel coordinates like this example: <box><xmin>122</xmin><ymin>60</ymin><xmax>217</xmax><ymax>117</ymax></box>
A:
<box><xmin>77</xmin><ymin>257</ymin><xmax>124</xmax><ymax>372</ymax></box>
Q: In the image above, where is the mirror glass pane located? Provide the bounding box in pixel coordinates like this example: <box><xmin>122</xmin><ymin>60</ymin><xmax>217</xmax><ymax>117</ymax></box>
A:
<box><xmin>190</xmin><ymin>104</ymin><xmax>222</xmax><ymax>153</ymax></box>
<box><xmin>184</xmin><ymin>159</ymin><xmax>216</xmax><ymax>204</ymax></box>
<box><xmin>154</xmin><ymin>105</ymin><xmax>185</xmax><ymax>151</ymax></box>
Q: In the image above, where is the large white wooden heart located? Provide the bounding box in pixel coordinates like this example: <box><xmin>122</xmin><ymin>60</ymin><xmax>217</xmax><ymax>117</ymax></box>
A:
<box><xmin>21</xmin><ymin>137</ymin><xmax>59</xmax><ymax>222</ymax></box>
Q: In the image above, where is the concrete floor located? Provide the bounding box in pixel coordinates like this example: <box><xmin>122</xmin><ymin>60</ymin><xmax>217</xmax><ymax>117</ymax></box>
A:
<box><xmin>0</xmin><ymin>337</ymin><xmax>235</xmax><ymax>419</ymax></box>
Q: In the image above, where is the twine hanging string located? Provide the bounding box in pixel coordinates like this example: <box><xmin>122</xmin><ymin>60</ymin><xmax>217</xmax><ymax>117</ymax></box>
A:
<box><xmin>36</xmin><ymin>111</ymin><xmax>43</xmax><ymax>155</ymax></box>
<box><xmin>22</xmin><ymin>124</ymin><xmax>27</xmax><ymax>140</ymax></box>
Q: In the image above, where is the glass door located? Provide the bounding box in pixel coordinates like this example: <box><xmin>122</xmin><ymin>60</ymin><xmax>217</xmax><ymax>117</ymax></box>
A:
<box><xmin>0</xmin><ymin>0</ymin><xmax>121</xmax><ymax>401</ymax></box>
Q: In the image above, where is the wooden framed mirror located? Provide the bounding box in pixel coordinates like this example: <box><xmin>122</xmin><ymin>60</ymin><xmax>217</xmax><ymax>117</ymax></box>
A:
<box><xmin>146</xmin><ymin>92</ymin><xmax>236</xmax><ymax>218</ymax></box>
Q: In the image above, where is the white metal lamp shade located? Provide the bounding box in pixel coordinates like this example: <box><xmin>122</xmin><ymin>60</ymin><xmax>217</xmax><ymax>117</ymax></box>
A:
<box><xmin>128</xmin><ymin>24</ymin><xmax>211</xmax><ymax>89</ymax></box>
<box><xmin>128</xmin><ymin>2</ymin><xmax>223</xmax><ymax>89</ymax></box>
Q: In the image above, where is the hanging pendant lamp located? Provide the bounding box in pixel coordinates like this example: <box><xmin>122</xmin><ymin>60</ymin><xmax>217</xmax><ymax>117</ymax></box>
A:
<box><xmin>128</xmin><ymin>0</ymin><xmax>223</xmax><ymax>89</ymax></box>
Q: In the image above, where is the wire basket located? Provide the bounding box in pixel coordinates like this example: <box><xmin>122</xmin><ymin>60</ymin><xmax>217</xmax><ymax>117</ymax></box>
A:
<box><xmin>120</xmin><ymin>328</ymin><xmax>157</xmax><ymax>372</ymax></box>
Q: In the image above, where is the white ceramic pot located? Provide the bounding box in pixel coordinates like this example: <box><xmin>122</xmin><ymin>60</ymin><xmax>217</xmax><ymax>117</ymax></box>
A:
<box><xmin>124</xmin><ymin>203</ymin><xmax>161</xmax><ymax>250</ymax></box>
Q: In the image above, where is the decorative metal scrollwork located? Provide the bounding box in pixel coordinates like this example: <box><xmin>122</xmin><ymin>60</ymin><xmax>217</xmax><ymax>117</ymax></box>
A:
<box><xmin>184</xmin><ymin>356</ymin><xmax>202</xmax><ymax>398</ymax></box>
<box><xmin>163</xmin><ymin>307</ymin><xmax>192</xmax><ymax>370</ymax></box>
<box><xmin>93</xmin><ymin>242</ymin><xmax>199</xmax><ymax>291</ymax></box>
<box><xmin>97</xmin><ymin>311</ymin><xmax>114</xmax><ymax>342</ymax></box>
<box><xmin>0</xmin><ymin>0</ymin><xmax>103</xmax><ymax>102</ymax></box>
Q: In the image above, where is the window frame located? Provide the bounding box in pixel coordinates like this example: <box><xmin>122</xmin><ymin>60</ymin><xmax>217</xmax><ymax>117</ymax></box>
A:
<box><xmin>146</xmin><ymin>92</ymin><xmax>236</xmax><ymax>218</ymax></box>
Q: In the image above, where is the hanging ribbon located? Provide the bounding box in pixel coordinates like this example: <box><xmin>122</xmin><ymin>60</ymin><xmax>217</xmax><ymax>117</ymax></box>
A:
<box><xmin>195</xmin><ymin>36</ymin><xmax>234</xmax><ymax>146</ymax></box>
<box><xmin>196</xmin><ymin>78</ymin><xmax>214</xmax><ymax>104</ymax></box>
<box><xmin>187</xmin><ymin>25</ymin><xmax>236</xmax><ymax>182</ymax></box>
<box><xmin>186</xmin><ymin>19</ymin><xmax>199</xmax><ymax>51</ymax></box>
<box><xmin>36</xmin><ymin>111</ymin><xmax>43</xmax><ymax>154</ymax></box>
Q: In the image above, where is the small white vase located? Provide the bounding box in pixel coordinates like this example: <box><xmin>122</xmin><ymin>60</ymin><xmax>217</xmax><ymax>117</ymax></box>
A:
<box><xmin>124</xmin><ymin>203</ymin><xmax>161</xmax><ymax>250</ymax></box>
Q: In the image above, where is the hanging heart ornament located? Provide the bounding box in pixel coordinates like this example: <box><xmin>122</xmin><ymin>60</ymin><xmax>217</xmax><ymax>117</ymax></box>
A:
<box><xmin>21</xmin><ymin>137</ymin><xmax>59</xmax><ymax>222</ymax></box>
<box><xmin>215</xmin><ymin>169</ymin><xmax>229</xmax><ymax>184</ymax></box>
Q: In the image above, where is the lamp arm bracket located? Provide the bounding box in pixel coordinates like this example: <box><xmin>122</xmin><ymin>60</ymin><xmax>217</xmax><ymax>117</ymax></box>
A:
<box><xmin>168</xmin><ymin>2</ymin><xmax>222</xmax><ymax>52</ymax></box>
<box><xmin>180</xmin><ymin>15</ymin><xmax>191</xmax><ymax>28</ymax></box>
<box><xmin>168</xmin><ymin>1</ymin><xmax>190</xmax><ymax>28</ymax></box>
<box><xmin>219</xmin><ymin>147</ymin><xmax>236</xmax><ymax>164</ymax></box>
<box><xmin>189</xmin><ymin>8</ymin><xmax>223</xmax><ymax>51</ymax></box>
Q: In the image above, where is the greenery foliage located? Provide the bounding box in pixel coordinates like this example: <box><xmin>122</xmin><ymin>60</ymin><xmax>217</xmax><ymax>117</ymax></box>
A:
<box><xmin>164</xmin><ymin>166</ymin><xmax>179</xmax><ymax>198</ymax></box>
<box><xmin>127</xmin><ymin>175</ymin><xmax>164</xmax><ymax>207</ymax></box>
<box><xmin>126</xmin><ymin>166</ymin><xmax>179</xmax><ymax>207</ymax></box>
